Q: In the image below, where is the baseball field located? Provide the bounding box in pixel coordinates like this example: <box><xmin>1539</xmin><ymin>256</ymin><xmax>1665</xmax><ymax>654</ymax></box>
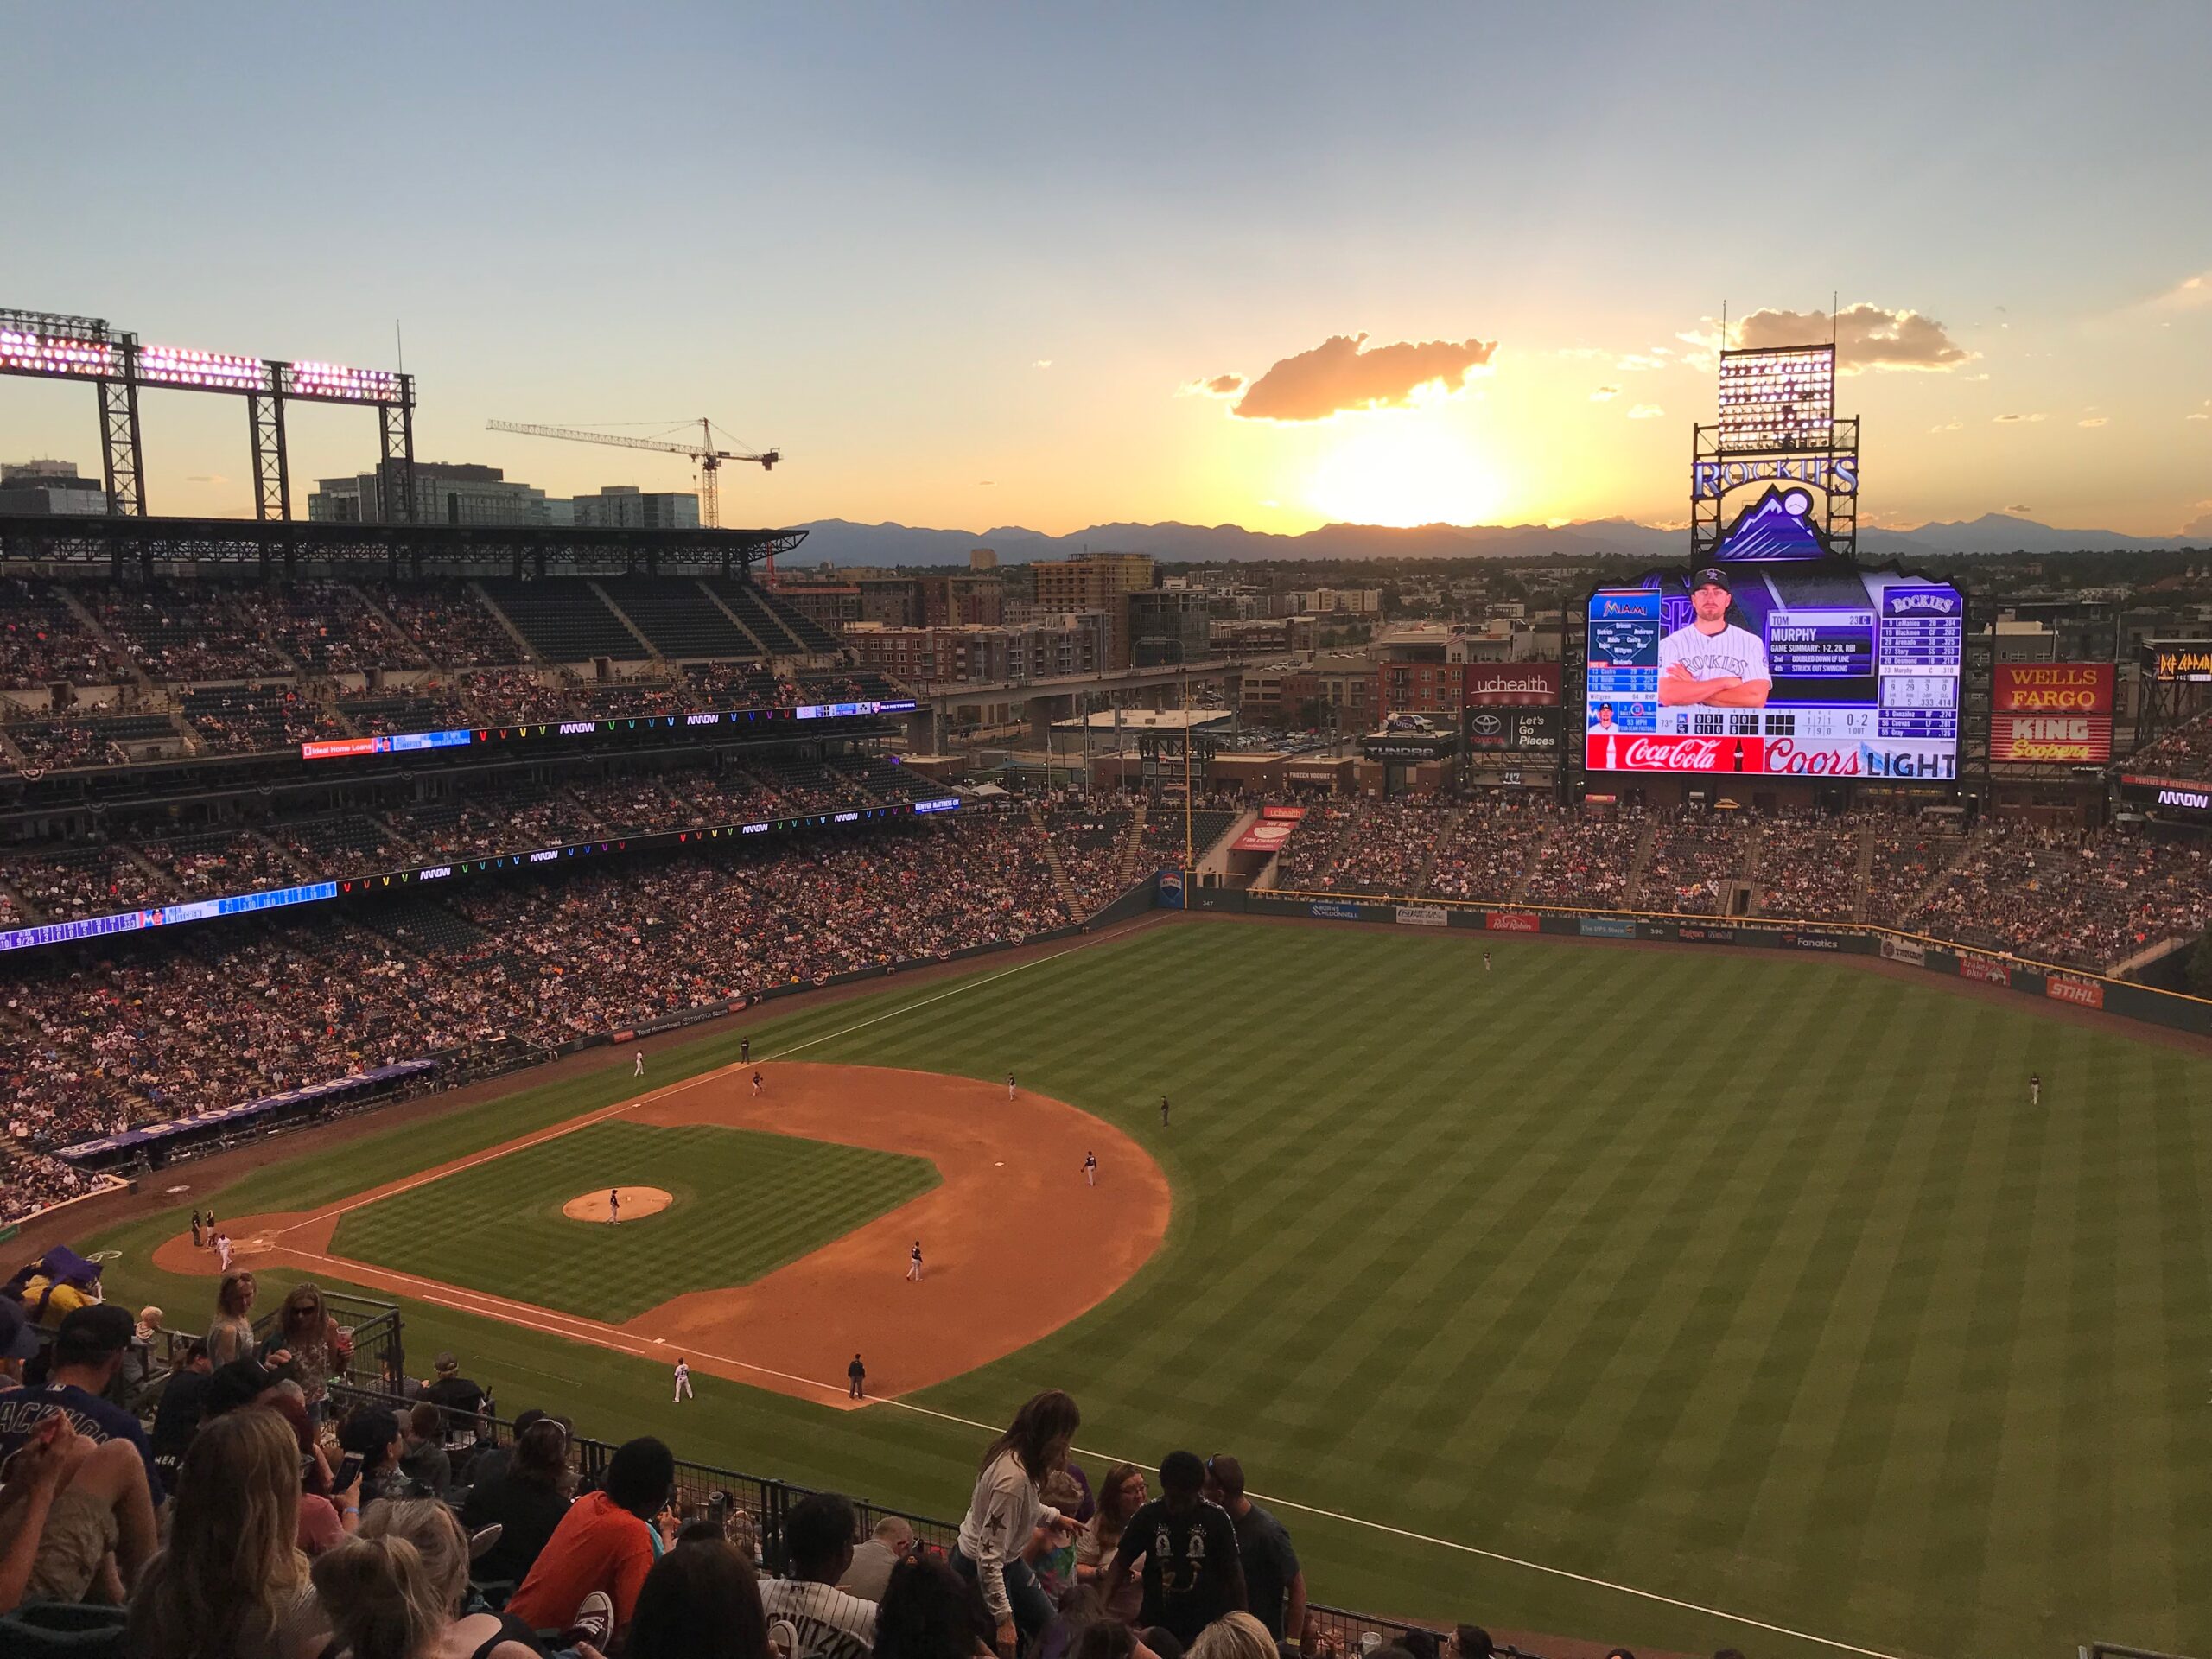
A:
<box><xmin>80</xmin><ymin>918</ymin><xmax>2212</xmax><ymax>1659</ymax></box>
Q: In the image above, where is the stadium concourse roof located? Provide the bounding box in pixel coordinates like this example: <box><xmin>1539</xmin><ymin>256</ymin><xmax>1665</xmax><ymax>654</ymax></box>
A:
<box><xmin>0</xmin><ymin>510</ymin><xmax>807</xmax><ymax>575</ymax></box>
<box><xmin>1051</xmin><ymin>707</ymin><xmax>1235</xmax><ymax>734</ymax></box>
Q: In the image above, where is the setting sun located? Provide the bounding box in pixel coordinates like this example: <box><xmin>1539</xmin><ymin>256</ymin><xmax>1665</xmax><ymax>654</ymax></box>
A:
<box><xmin>1300</xmin><ymin>411</ymin><xmax>1507</xmax><ymax>527</ymax></box>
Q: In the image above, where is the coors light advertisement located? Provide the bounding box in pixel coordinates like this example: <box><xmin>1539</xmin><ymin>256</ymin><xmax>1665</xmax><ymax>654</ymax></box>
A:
<box><xmin>1585</xmin><ymin>561</ymin><xmax>1963</xmax><ymax>780</ymax></box>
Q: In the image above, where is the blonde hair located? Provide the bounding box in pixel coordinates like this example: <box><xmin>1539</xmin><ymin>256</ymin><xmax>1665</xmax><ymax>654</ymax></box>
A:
<box><xmin>126</xmin><ymin>1408</ymin><xmax>306</xmax><ymax>1659</ymax></box>
<box><xmin>1189</xmin><ymin>1612</ymin><xmax>1281</xmax><ymax>1659</ymax></box>
<box><xmin>357</xmin><ymin>1498</ymin><xmax>470</xmax><ymax>1614</ymax></box>
<box><xmin>310</xmin><ymin>1534</ymin><xmax>446</xmax><ymax>1659</ymax></box>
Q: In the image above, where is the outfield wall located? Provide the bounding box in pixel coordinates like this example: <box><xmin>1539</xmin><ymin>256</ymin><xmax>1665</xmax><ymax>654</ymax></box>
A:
<box><xmin>1173</xmin><ymin>883</ymin><xmax>2212</xmax><ymax>1039</ymax></box>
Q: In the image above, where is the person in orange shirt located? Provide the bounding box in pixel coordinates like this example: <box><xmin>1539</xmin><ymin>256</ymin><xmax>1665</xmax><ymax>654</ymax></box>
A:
<box><xmin>505</xmin><ymin>1436</ymin><xmax>677</xmax><ymax>1642</ymax></box>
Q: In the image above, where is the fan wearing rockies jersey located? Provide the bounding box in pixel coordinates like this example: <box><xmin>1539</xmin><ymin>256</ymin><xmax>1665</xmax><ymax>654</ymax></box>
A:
<box><xmin>1659</xmin><ymin>568</ymin><xmax>1771</xmax><ymax>708</ymax></box>
<box><xmin>761</xmin><ymin>1491</ymin><xmax>880</xmax><ymax>1659</ymax></box>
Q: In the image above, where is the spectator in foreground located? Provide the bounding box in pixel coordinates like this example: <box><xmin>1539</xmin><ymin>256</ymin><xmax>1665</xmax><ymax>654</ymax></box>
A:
<box><xmin>1076</xmin><ymin>1463</ymin><xmax>1147</xmax><ymax>1626</ymax></box>
<box><xmin>259</xmin><ymin>1283</ymin><xmax>348</xmax><ymax>1427</ymax></box>
<box><xmin>397</xmin><ymin>1400</ymin><xmax>453</xmax><ymax>1499</ymax></box>
<box><xmin>1100</xmin><ymin>1451</ymin><xmax>1244</xmax><ymax>1649</ymax></box>
<box><xmin>838</xmin><ymin>1514</ymin><xmax>916</xmax><ymax>1603</ymax></box>
<box><xmin>874</xmin><ymin>1554</ymin><xmax>995</xmax><ymax>1659</ymax></box>
<box><xmin>953</xmin><ymin>1389</ymin><xmax>1082</xmax><ymax>1658</ymax></box>
<box><xmin>760</xmin><ymin>1490</ymin><xmax>879</xmax><ymax>1659</ymax></box>
<box><xmin>0</xmin><ymin>1408</ymin><xmax>157</xmax><ymax>1613</ymax></box>
<box><xmin>465</xmin><ymin>1406</ymin><xmax>549</xmax><ymax>1493</ymax></box>
<box><xmin>313</xmin><ymin>1498</ymin><xmax>543</xmax><ymax>1659</ymax></box>
<box><xmin>1201</xmin><ymin>1455</ymin><xmax>1304</xmax><ymax>1643</ymax></box>
<box><xmin>461</xmin><ymin>1415</ymin><xmax>574</xmax><ymax>1588</ymax></box>
<box><xmin>0</xmin><ymin>1304</ymin><xmax>166</xmax><ymax>1507</ymax></box>
<box><xmin>1189</xmin><ymin>1612</ymin><xmax>1278</xmax><ymax>1659</ymax></box>
<box><xmin>0</xmin><ymin>1298</ymin><xmax>41</xmax><ymax>1387</ymax></box>
<box><xmin>205</xmin><ymin>1272</ymin><xmax>258</xmax><ymax>1368</ymax></box>
<box><xmin>1451</xmin><ymin>1626</ymin><xmax>1494</xmax><ymax>1659</ymax></box>
<box><xmin>423</xmin><ymin>1351</ymin><xmax>489</xmax><ymax>1427</ymax></box>
<box><xmin>337</xmin><ymin>1404</ymin><xmax>408</xmax><ymax>1505</ymax></box>
<box><xmin>505</xmin><ymin>1434</ymin><xmax>675</xmax><ymax>1640</ymax></box>
<box><xmin>625</xmin><ymin>1537</ymin><xmax>772</xmax><ymax>1659</ymax></box>
<box><xmin>148</xmin><ymin>1340</ymin><xmax>213</xmax><ymax>1480</ymax></box>
<box><xmin>126</xmin><ymin>1407</ymin><xmax>326</xmax><ymax>1659</ymax></box>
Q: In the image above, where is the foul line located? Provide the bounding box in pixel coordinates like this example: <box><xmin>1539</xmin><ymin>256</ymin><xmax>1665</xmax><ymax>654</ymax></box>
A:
<box><xmin>274</xmin><ymin>937</ymin><xmax>1092</xmax><ymax>1241</ymax></box>
<box><xmin>876</xmin><ymin>1395</ymin><xmax>1904</xmax><ymax>1659</ymax></box>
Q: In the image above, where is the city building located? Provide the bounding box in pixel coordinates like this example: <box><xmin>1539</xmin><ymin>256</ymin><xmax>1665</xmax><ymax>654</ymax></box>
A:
<box><xmin>308</xmin><ymin>461</ymin><xmax>551</xmax><ymax>526</ymax></box>
<box><xmin>568</xmin><ymin>485</ymin><xmax>701</xmax><ymax>530</ymax></box>
<box><xmin>843</xmin><ymin>614</ymin><xmax>1105</xmax><ymax>685</ymax></box>
<box><xmin>1030</xmin><ymin>552</ymin><xmax>1157</xmax><ymax>666</ymax></box>
<box><xmin>0</xmin><ymin>459</ymin><xmax>106</xmax><ymax>515</ymax></box>
<box><xmin>1287</xmin><ymin>587</ymin><xmax>1382</xmax><ymax>614</ymax></box>
<box><xmin>1128</xmin><ymin>588</ymin><xmax>1211</xmax><ymax>666</ymax></box>
<box><xmin>1281</xmin><ymin>652</ymin><xmax>1376</xmax><ymax>730</ymax></box>
<box><xmin>773</xmin><ymin>581</ymin><xmax>863</xmax><ymax>629</ymax></box>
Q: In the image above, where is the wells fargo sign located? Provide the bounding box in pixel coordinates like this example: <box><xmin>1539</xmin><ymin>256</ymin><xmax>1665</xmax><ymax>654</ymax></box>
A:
<box><xmin>1993</xmin><ymin>664</ymin><xmax>2113</xmax><ymax>713</ymax></box>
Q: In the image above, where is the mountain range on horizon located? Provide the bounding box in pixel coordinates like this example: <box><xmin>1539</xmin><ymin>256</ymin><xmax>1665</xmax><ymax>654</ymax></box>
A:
<box><xmin>785</xmin><ymin>512</ymin><xmax>2210</xmax><ymax>569</ymax></box>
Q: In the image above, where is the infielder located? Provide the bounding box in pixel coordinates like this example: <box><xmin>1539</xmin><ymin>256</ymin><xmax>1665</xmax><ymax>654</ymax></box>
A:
<box><xmin>672</xmin><ymin>1357</ymin><xmax>692</xmax><ymax>1403</ymax></box>
<box><xmin>634</xmin><ymin>1050</ymin><xmax>645</xmax><ymax>1077</ymax></box>
<box><xmin>906</xmin><ymin>1241</ymin><xmax>924</xmax><ymax>1282</ymax></box>
<box><xmin>608</xmin><ymin>1187</ymin><xmax>621</xmax><ymax>1227</ymax></box>
<box><xmin>750</xmin><ymin>1071</ymin><xmax>764</xmax><ymax>1097</ymax></box>
<box><xmin>1007</xmin><ymin>1071</ymin><xmax>1017</xmax><ymax>1100</ymax></box>
<box><xmin>1083</xmin><ymin>1151</ymin><xmax>1098</xmax><ymax>1187</ymax></box>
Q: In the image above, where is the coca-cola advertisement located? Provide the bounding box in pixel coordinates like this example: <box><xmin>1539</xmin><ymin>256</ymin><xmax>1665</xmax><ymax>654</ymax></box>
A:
<box><xmin>1584</xmin><ymin>559</ymin><xmax>1963</xmax><ymax>781</ymax></box>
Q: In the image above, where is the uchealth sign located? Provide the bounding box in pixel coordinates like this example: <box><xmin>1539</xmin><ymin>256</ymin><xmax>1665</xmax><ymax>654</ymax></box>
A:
<box><xmin>1465</xmin><ymin>664</ymin><xmax>1560</xmax><ymax>706</ymax></box>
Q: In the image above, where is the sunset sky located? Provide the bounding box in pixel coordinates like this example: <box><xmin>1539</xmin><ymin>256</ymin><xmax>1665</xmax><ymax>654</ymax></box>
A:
<box><xmin>3</xmin><ymin>3</ymin><xmax>2209</xmax><ymax>538</ymax></box>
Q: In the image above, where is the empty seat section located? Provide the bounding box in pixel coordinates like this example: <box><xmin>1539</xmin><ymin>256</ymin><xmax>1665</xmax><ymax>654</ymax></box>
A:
<box><xmin>476</xmin><ymin>580</ymin><xmax>644</xmax><ymax>661</ymax></box>
<box><xmin>598</xmin><ymin>580</ymin><xmax>758</xmax><ymax>658</ymax></box>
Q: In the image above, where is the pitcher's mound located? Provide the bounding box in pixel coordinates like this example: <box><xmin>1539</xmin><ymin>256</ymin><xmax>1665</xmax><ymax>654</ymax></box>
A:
<box><xmin>563</xmin><ymin>1186</ymin><xmax>673</xmax><ymax>1223</ymax></box>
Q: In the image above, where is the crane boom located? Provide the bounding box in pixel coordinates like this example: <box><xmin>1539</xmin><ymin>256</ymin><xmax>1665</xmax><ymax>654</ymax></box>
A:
<box><xmin>486</xmin><ymin>417</ymin><xmax>779</xmax><ymax>531</ymax></box>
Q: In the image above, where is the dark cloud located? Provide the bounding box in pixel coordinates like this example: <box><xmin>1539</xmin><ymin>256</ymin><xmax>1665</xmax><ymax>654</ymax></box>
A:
<box><xmin>1230</xmin><ymin>332</ymin><xmax>1495</xmax><ymax>421</ymax></box>
<box><xmin>1735</xmin><ymin>303</ymin><xmax>1974</xmax><ymax>372</ymax></box>
<box><xmin>1203</xmin><ymin>373</ymin><xmax>1244</xmax><ymax>396</ymax></box>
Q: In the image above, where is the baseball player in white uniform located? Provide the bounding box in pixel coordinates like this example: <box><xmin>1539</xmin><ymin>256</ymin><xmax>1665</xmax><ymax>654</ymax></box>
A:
<box><xmin>1007</xmin><ymin>1071</ymin><xmax>1017</xmax><ymax>1100</ymax></box>
<box><xmin>634</xmin><ymin>1050</ymin><xmax>645</xmax><ymax>1077</ymax></box>
<box><xmin>673</xmin><ymin>1357</ymin><xmax>692</xmax><ymax>1402</ymax></box>
<box><xmin>906</xmin><ymin>1241</ymin><xmax>924</xmax><ymax>1282</ymax></box>
<box><xmin>1659</xmin><ymin>568</ymin><xmax>1771</xmax><ymax>709</ymax></box>
<box><xmin>214</xmin><ymin>1233</ymin><xmax>233</xmax><ymax>1272</ymax></box>
<box><xmin>1083</xmin><ymin>1152</ymin><xmax>1097</xmax><ymax>1187</ymax></box>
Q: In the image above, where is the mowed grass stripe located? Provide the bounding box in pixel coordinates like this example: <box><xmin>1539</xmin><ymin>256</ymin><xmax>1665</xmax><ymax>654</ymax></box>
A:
<box><xmin>84</xmin><ymin>921</ymin><xmax>2212</xmax><ymax>1659</ymax></box>
<box><xmin>332</xmin><ymin>1121</ymin><xmax>936</xmax><ymax>1323</ymax></box>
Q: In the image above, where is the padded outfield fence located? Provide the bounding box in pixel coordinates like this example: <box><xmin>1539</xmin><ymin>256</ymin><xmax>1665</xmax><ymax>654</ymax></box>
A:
<box><xmin>1169</xmin><ymin>878</ymin><xmax>2212</xmax><ymax>1039</ymax></box>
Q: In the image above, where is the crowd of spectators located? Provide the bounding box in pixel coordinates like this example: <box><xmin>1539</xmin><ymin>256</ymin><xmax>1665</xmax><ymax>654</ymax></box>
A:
<box><xmin>135</xmin><ymin>830</ymin><xmax>300</xmax><ymax>900</ymax></box>
<box><xmin>1747</xmin><ymin>813</ymin><xmax>1865</xmax><ymax>923</ymax></box>
<box><xmin>0</xmin><ymin>807</ymin><xmax>1093</xmax><ymax>1155</ymax></box>
<box><xmin>466</xmin><ymin>669</ymin><xmax>585</xmax><ymax>725</ymax></box>
<box><xmin>1309</xmin><ymin>800</ymin><xmax>1455</xmax><ymax>895</ymax></box>
<box><xmin>1635</xmin><ymin>814</ymin><xmax>1746</xmax><ymax>915</ymax></box>
<box><xmin>1035</xmin><ymin>797</ymin><xmax>1138</xmax><ymax>911</ymax></box>
<box><xmin>1521</xmin><ymin>810</ymin><xmax>1645</xmax><ymax>907</ymax></box>
<box><xmin>0</xmin><ymin>579</ymin><xmax>125</xmax><ymax>688</ymax></box>
<box><xmin>2124</xmin><ymin>709</ymin><xmax>2212</xmax><ymax>782</ymax></box>
<box><xmin>1275</xmin><ymin>805</ymin><xmax>1357</xmax><ymax>888</ymax></box>
<box><xmin>1424</xmin><ymin>799</ymin><xmax>1556</xmax><ymax>904</ymax></box>
<box><xmin>264</xmin><ymin>582</ymin><xmax>423</xmax><ymax>674</ymax></box>
<box><xmin>180</xmin><ymin>685</ymin><xmax>350</xmax><ymax>754</ymax></box>
<box><xmin>362</xmin><ymin>580</ymin><xmax>531</xmax><ymax>667</ymax></box>
<box><xmin>1908</xmin><ymin>818</ymin><xmax>2212</xmax><ymax>968</ymax></box>
<box><xmin>3</xmin><ymin>1302</ymin><xmax>1545</xmax><ymax>1659</ymax></box>
<box><xmin>86</xmin><ymin>582</ymin><xmax>295</xmax><ymax>682</ymax></box>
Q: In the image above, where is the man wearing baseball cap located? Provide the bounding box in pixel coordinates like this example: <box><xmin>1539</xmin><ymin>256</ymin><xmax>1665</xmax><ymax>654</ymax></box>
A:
<box><xmin>0</xmin><ymin>1302</ymin><xmax>166</xmax><ymax>1504</ymax></box>
<box><xmin>1658</xmin><ymin>567</ymin><xmax>1771</xmax><ymax>708</ymax></box>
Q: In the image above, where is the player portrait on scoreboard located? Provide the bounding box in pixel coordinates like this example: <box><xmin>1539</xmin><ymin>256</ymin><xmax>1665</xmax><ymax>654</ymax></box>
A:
<box><xmin>1658</xmin><ymin>568</ymin><xmax>1772</xmax><ymax>708</ymax></box>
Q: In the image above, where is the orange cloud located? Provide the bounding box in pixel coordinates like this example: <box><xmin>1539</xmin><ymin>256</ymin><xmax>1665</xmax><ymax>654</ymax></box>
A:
<box><xmin>1735</xmin><ymin>302</ymin><xmax>1974</xmax><ymax>372</ymax></box>
<box><xmin>1227</xmin><ymin>331</ymin><xmax>1496</xmax><ymax>421</ymax></box>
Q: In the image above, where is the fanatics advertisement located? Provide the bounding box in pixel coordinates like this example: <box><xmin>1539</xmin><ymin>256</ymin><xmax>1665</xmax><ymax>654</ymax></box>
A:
<box><xmin>1585</xmin><ymin>560</ymin><xmax>1963</xmax><ymax>779</ymax></box>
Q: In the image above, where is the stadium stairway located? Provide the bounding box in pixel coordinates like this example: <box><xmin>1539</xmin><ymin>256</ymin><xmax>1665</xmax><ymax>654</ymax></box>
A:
<box><xmin>695</xmin><ymin>583</ymin><xmax>776</xmax><ymax>658</ymax></box>
<box><xmin>1117</xmin><ymin>801</ymin><xmax>1147</xmax><ymax>885</ymax></box>
<box><xmin>466</xmin><ymin>583</ymin><xmax>548</xmax><ymax>664</ymax></box>
<box><xmin>0</xmin><ymin>726</ymin><xmax>27</xmax><ymax>771</ymax></box>
<box><xmin>50</xmin><ymin>582</ymin><xmax>155</xmax><ymax>692</ymax></box>
<box><xmin>1851</xmin><ymin>823</ymin><xmax>1878</xmax><ymax>922</ymax></box>
<box><xmin>1506</xmin><ymin>818</ymin><xmax>1559</xmax><ymax>904</ymax></box>
<box><xmin>1027</xmin><ymin>799</ymin><xmax>1087</xmax><ymax>914</ymax></box>
<box><xmin>1621</xmin><ymin>817</ymin><xmax>1660</xmax><ymax>904</ymax></box>
<box><xmin>1898</xmin><ymin>825</ymin><xmax>1986</xmax><ymax>927</ymax></box>
<box><xmin>584</xmin><ymin>581</ymin><xmax>668</xmax><ymax>661</ymax></box>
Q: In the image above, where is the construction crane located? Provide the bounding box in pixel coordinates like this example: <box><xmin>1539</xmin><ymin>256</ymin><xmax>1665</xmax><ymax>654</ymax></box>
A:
<box><xmin>486</xmin><ymin>418</ymin><xmax>778</xmax><ymax>531</ymax></box>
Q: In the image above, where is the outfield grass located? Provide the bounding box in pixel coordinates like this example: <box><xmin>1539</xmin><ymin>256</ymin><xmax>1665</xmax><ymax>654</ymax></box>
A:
<box><xmin>86</xmin><ymin>920</ymin><xmax>2212</xmax><ymax>1659</ymax></box>
<box><xmin>329</xmin><ymin>1121</ymin><xmax>937</xmax><ymax>1322</ymax></box>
